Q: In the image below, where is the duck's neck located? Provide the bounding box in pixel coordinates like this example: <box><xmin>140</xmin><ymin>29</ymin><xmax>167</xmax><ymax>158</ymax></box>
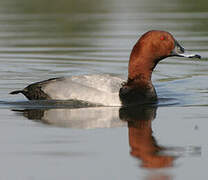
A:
<box><xmin>128</xmin><ymin>67</ymin><xmax>152</xmax><ymax>82</ymax></box>
<box><xmin>127</xmin><ymin>59</ymin><xmax>154</xmax><ymax>87</ymax></box>
<box><xmin>128</xmin><ymin>41</ymin><xmax>156</xmax><ymax>83</ymax></box>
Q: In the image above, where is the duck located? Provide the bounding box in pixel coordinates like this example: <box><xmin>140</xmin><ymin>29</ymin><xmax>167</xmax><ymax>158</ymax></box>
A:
<box><xmin>10</xmin><ymin>30</ymin><xmax>201</xmax><ymax>106</ymax></box>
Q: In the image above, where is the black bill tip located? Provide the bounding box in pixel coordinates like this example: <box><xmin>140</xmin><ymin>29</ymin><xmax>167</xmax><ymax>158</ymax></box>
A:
<box><xmin>194</xmin><ymin>54</ymin><xmax>201</xmax><ymax>59</ymax></box>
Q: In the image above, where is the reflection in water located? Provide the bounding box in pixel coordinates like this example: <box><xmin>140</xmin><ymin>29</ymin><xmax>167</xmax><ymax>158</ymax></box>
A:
<box><xmin>120</xmin><ymin>105</ymin><xmax>175</xmax><ymax>169</ymax></box>
<box><xmin>13</xmin><ymin>104</ymin><xmax>201</xmax><ymax>171</ymax></box>
<box><xmin>120</xmin><ymin>106</ymin><xmax>201</xmax><ymax>171</ymax></box>
<box><xmin>13</xmin><ymin>106</ymin><xmax>124</xmax><ymax>129</ymax></box>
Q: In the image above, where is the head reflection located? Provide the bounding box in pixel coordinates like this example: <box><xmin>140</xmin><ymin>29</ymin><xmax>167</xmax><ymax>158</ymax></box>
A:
<box><xmin>119</xmin><ymin>105</ymin><xmax>175</xmax><ymax>169</ymax></box>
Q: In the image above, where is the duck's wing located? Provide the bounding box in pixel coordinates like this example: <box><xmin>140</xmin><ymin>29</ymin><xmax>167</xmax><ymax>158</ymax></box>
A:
<box><xmin>10</xmin><ymin>75</ymin><xmax>124</xmax><ymax>106</ymax></box>
<box><xmin>42</xmin><ymin>74</ymin><xmax>123</xmax><ymax>105</ymax></box>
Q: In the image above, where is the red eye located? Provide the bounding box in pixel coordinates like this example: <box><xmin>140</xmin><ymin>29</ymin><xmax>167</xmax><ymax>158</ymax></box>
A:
<box><xmin>160</xmin><ymin>36</ymin><xmax>165</xmax><ymax>40</ymax></box>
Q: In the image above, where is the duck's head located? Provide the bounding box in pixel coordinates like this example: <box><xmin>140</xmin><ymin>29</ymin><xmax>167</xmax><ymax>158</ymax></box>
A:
<box><xmin>128</xmin><ymin>30</ymin><xmax>201</xmax><ymax>80</ymax></box>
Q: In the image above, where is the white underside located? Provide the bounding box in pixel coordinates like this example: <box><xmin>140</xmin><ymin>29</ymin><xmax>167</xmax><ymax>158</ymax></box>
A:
<box><xmin>42</xmin><ymin>74</ymin><xmax>124</xmax><ymax>106</ymax></box>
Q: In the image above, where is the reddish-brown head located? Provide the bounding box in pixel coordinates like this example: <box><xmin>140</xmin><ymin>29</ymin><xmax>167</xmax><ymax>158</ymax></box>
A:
<box><xmin>128</xmin><ymin>30</ymin><xmax>200</xmax><ymax>81</ymax></box>
<box><xmin>128</xmin><ymin>30</ymin><xmax>175</xmax><ymax>80</ymax></box>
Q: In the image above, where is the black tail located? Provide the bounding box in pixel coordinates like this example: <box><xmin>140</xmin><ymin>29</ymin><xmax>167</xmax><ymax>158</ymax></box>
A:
<box><xmin>10</xmin><ymin>90</ymin><xmax>24</xmax><ymax>95</ymax></box>
<box><xmin>9</xmin><ymin>87</ymin><xmax>50</xmax><ymax>100</ymax></box>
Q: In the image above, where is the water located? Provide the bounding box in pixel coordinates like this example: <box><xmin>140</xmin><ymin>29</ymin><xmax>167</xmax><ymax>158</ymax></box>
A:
<box><xmin>1</xmin><ymin>0</ymin><xmax>208</xmax><ymax>179</ymax></box>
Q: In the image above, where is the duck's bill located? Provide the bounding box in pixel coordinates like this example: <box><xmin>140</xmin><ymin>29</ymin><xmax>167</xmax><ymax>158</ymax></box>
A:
<box><xmin>176</xmin><ymin>52</ymin><xmax>201</xmax><ymax>59</ymax></box>
<box><xmin>171</xmin><ymin>40</ymin><xmax>201</xmax><ymax>59</ymax></box>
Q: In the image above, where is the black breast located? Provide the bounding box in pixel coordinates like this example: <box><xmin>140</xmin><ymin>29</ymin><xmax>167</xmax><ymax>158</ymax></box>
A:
<box><xmin>119</xmin><ymin>84</ymin><xmax>157</xmax><ymax>106</ymax></box>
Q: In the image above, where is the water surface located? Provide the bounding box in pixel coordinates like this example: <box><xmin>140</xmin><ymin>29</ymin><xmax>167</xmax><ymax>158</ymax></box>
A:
<box><xmin>0</xmin><ymin>0</ymin><xmax>208</xmax><ymax>179</ymax></box>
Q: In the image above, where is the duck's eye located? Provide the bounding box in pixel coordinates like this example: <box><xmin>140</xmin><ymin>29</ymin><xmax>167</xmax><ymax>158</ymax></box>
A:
<box><xmin>160</xmin><ymin>36</ymin><xmax>166</xmax><ymax>41</ymax></box>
